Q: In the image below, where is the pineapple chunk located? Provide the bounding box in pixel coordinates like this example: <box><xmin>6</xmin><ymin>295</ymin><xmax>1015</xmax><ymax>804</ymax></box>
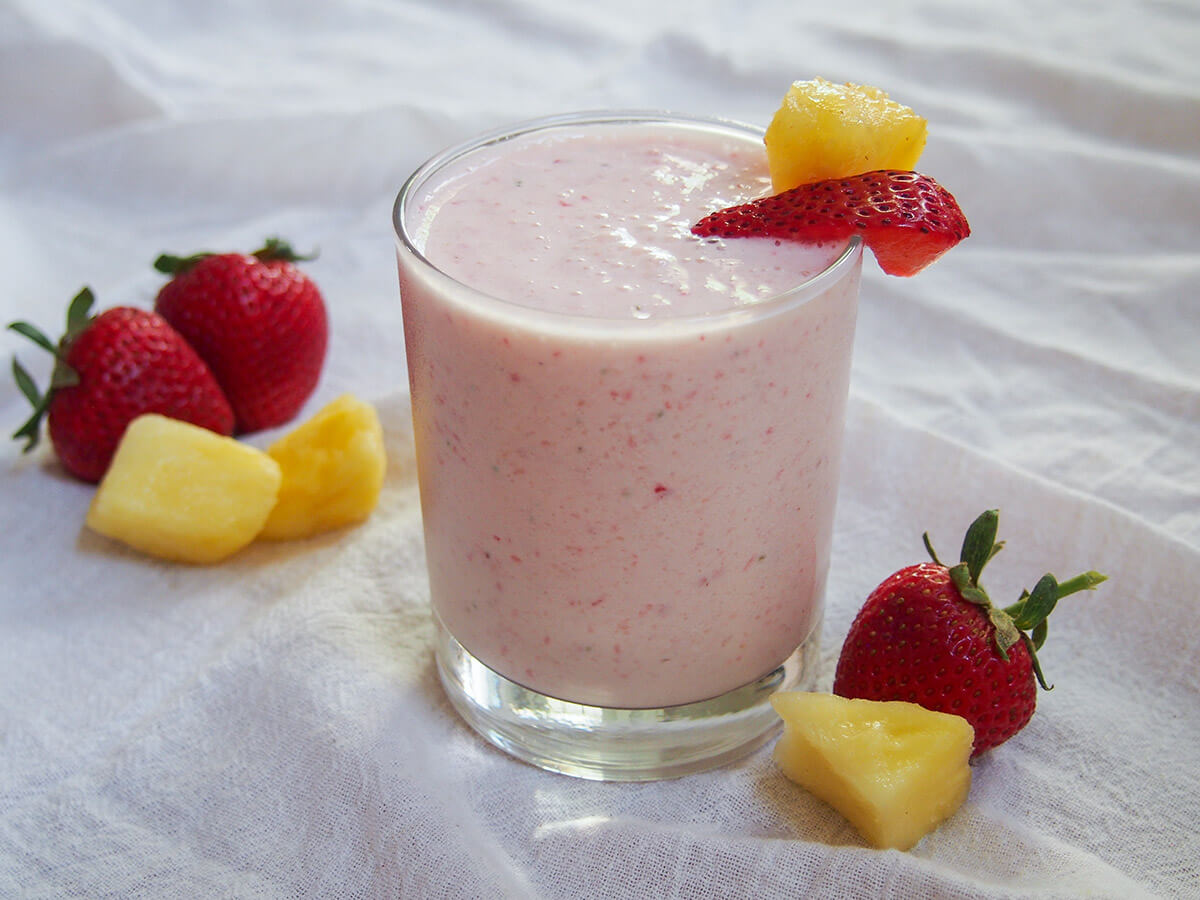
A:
<box><xmin>258</xmin><ymin>394</ymin><xmax>386</xmax><ymax>540</ymax></box>
<box><xmin>86</xmin><ymin>414</ymin><xmax>281</xmax><ymax>564</ymax></box>
<box><xmin>764</xmin><ymin>77</ymin><xmax>928</xmax><ymax>192</ymax></box>
<box><xmin>771</xmin><ymin>692</ymin><xmax>973</xmax><ymax>850</ymax></box>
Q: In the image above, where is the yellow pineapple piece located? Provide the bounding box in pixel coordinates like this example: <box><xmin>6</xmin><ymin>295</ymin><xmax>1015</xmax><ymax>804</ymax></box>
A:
<box><xmin>259</xmin><ymin>394</ymin><xmax>386</xmax><ymax>541</ymax></box>
<box><xmin>764</xmin><ymin>77</ymin><xmax>928</xmax><ymax>192</ymax></box>
<box><xmin>86</xmin><ymin>414</ymin><xmax>281</xmax><ymax>564</ymax></box>
<box><xmin>771</xmin><ymin>692</ymin><xmax>973</xmax><ymax>851</ymax></box>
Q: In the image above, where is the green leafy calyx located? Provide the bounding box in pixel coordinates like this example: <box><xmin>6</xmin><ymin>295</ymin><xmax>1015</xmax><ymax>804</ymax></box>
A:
<box><xmin>153</xmin><ymin>236</ymin><xmax>317</xmax><ymax>276</ymax></box>
<box><xmin>8</xmin><ymin>287</ymin><xmax>94</xmax><ymax>451</ymax></box>
<box><xmin>924</xmin><ymin>509</ymin><xmax>1106</xmax><ymax>690</ymax></box>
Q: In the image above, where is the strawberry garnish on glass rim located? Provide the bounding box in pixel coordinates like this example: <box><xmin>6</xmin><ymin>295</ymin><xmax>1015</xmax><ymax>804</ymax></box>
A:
<box><xmin>692</xmin><ymin>169</ymin><xmax>970</xmax><ymax>276</ymax></box>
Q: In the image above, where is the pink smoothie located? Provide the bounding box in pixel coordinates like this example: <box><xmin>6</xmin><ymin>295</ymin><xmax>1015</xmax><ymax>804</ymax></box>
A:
<box><xmin>398</xmin><ymin>117</ymin><xmax>861</xmax><ymax>709</ymax></box>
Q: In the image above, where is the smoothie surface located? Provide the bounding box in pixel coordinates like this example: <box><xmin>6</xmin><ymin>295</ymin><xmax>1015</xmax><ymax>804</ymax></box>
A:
<box><xmin>412</xmin><ymin>121</ymin><xmax>846</xmax><ymax>319</ymax></box>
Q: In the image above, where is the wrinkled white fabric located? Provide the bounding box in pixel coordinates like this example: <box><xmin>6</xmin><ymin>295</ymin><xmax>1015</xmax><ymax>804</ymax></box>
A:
<box><xmin>1</xmin><ymin>1</ymin><xmax>1197</xmax><ymax>898</ymax></box>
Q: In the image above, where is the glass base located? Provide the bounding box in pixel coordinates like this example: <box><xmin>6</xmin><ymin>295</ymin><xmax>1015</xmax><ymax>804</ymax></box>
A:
<box><xmin>433</xmin><ymin>617</ymin><xmax>819</xmax><ymax>781</ymax></box>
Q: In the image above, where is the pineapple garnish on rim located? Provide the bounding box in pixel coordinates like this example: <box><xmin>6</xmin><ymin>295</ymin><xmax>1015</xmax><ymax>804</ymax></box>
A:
<box><xmin>695</xmin><ymin>77</ymin><xmax>966</xmax><ymax>277</ymax></box>
<box><xmin>764</xmin><ymin>77</ymin><xmax>928</xmax><ymax>192</ymax></box>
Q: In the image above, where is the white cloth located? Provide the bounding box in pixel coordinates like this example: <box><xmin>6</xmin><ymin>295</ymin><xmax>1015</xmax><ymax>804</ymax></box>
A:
<box><xmin>1</xmin><ymin>1</ymin><xmax>1197</xmax><ymax>897</ymax></box>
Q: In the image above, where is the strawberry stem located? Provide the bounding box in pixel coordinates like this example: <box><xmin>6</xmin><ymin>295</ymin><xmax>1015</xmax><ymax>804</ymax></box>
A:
<box><xmin>1003</xmin><ymin>570</ymin><xmax>1106</xmax><ymax>625</ymax></box>
<box><xmin>253</xmin><ymin>236</ymin><xmax>317</xmax><ymax>263</ymax></box>
<box><xmin>154</xmin><ymin>237</ymin><xmax>317</xmax><ymax>276</ymax></box>
<box><xmin>1054</xmin><ymin>571</ymin><xmax>1108</xmax><ymax>597</ymax></box>
<box><xmin>153</xmin><ymin>252</ymin><xmax>211</xmax><ymax>275</ymax></box>
<box><xmin>1001</xmin><ymin>564</ymin><xmax>1105</xmax><ymax>690</ymax></box>
<box><xmin>7</xmin><ymin>287</ymin><xmax>92</xmax><ymax>452</ymax></box>
<box><xmin>922</xmin><ymin>532</ymin><xmax>943</xmax><ymax>566</ymax></box>
<box><xmin>935</xmin><ymin>510</ymin><xmax>1106</xmax><ymax>680</ymax></box>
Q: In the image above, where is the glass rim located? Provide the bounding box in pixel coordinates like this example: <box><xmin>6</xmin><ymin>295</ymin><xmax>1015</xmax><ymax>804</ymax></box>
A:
<box><xmin>392</xmin><ymin>110</ymin><xmax>863</xmax><ymax>335</ymax></box>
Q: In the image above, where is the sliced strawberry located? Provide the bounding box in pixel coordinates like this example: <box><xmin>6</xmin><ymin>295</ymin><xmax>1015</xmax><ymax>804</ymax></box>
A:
<box><xmin>692</xmin><ymin>170</ymin><xmax>970</xmax><ymax>277</ymax></box>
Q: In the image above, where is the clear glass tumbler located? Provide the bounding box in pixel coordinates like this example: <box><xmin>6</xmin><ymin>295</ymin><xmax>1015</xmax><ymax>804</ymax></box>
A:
<box><xmin>393</xmin><ymin>112</ymin><xmax>863</xmax><ymax>780</ymax></box>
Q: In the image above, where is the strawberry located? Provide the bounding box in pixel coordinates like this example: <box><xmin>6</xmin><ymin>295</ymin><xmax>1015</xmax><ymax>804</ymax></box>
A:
<box><xmin>153</xmin><ymin>237</ymin><xmax>328</xmax><ymax>433</ymax></box>
<box><xmin>692</xmin><ymin>170</ymin><xmax>969</xmax><ymax>276</ymax></box>
<box><xmin>832</xmin><ymin>510</ymin><xmax>1105</xmax><ymax>757</ymax></box>
<box><xmin>9</xmin><ymin>287</ymin><xmax>235</xmax><ymax>483</ymax></box>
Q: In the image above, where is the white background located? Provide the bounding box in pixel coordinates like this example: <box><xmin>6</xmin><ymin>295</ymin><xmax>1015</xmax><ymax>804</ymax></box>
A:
<box><xmin>1</xmin><ymin>1</ymin><xmax>1197</xmax><ymax>897</ymax></box>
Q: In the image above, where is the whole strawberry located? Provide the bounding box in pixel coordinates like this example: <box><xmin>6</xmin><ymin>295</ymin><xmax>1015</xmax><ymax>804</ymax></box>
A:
<box><xmin>833</xmin><ymin>510</ymin><xmax>1105</xmax><ymax>757</ymax></box>
<box><xmin>153</xmin><ymin>237</ymin><xmax>328</xmax><ymax>433</ymax></box>
<box><xmin>9</xmin><ymin>287</ymin><xmax>235</xmax><ymax>482</ymax></box>
<box><xmin>692</xmin><ymin>169</ymin><xmax>969</xmax><ymax>276</ymax></box>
